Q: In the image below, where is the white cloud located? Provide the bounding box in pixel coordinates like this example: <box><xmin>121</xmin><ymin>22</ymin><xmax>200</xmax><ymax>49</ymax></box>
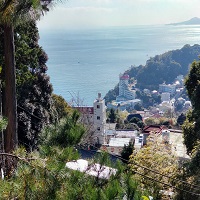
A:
<box><xmin>38</xmin><ymin>0</ymin><xmax>200</xmax><ymax>30</ymax></box>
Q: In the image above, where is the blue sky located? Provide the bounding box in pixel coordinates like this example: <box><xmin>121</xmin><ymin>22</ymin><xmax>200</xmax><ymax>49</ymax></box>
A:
<box><xmin>38</xmin><ymin>0</ymin><xmax>200</xmax><ymax>30</ymax></box>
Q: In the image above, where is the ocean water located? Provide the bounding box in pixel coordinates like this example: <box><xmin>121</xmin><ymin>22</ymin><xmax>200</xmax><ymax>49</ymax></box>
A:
<box><xmin>39</xmin><ymin>25</ymin><xmax>200</xmax><ymax>106</ymax></box>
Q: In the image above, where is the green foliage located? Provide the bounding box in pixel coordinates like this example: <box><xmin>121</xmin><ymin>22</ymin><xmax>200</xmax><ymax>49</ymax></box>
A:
<box><xmin>175</xmin><ymin>60</ymin><xmax>200</xmax><ymax>198</ymax></box>
<box><xmin>52</xmin><ymin>94</ymin><xmax>72</xmax><ymax>120</ymax></box>
<box><xmin>40</xmin><ymin>110</ymin><xmax>85</xmax><ymax>148</ymax></box>
<box><xmin>129</xmin><ymin>117</ymin><xmax>140</xmax><ymax>124</ymax></box>
<box><xmin>182</xmin><ymin>113</ymin><xmax>197</xmax><ymax>154</ymax></box>
<box><xmin>0</xmin><ymin>147</ymin><xmax>143</xmax><ymax>200</ymax></box>
<box><xmin>129</xmin><ymin>117</ymin><xmax>144</xmax><ymax>129</ymax></box>
<box><xmin>129</xmin><ymin>135</ymin><xmax>179</xmax><ymax>199</ymax></box>
<box><xmin>134</xmin><ymin>103</ymin><xmax>144</xmax><ymax>111</ymax></box>
<box><xmin>183</xmin><ymin>60</ymin><xmax>200</xmax><ymax>153</ymax></box>
<box><xmin>177</xmin><ymin>113</ymin><xmax>186</xmax><ymax>125</ymax></box>
<box><xmin>0</xmin><ymin>20</ymin><xmax>54</xmax><ymax>150</ymax></box>
<box><xmin>136</xmin><ymin>90</ymin><xmax>161</xmax><ymax>108</ymax></box>
<box><xmin>0</xmin><ymin>146</ymin><xmax>80</xmax><ymax>200</ymax></box>
<box><xmin>108</xmin><ymin>108</ymin><xmax>117</xmax><ymax>123</ymax></box>
<box><xmin>104</xmin><ymin>84</ymin><xmax>119</xmax><ymax>104</ymax></box>
<box><xmin>121</xmin><ymin>142</ymin><xmax>134</xmax><ymax>162</ymax></box>
<box><xmin>144</xmin><ymin>117</ymin><xmax>157</xmax><ymax>125</ymax></box>
<box><xmin>174</xmin><ymin>144</ymin><xmax>200</xmax><ymax>199</ymax></box>
<box><xmin>0</xmin><ymin>116</ymin><xmax>7</xmax><ymax>130</ymax></box>
<box><xmin>104</xmin><ymin>44</ymin><xmax>200</xmax><ymax>105</ymax></box>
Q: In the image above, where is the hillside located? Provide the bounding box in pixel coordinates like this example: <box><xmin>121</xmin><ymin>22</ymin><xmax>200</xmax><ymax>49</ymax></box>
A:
<box><xmin>104</xmin><ymin>44</ymin><xmax>200</xmax><ymax>103</ymax></box>
<box><xmin>167</xmin><ymin>17</ymin><xmax>200</xmax><ymax>25</ymax></box>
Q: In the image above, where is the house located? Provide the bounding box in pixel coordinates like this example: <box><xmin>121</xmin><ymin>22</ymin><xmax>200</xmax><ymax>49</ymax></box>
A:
<box><xmin>142</xmin><ymin>125</ymin><xmax>166</xmax><ymax>145</ymax></box>
<box><xmin>101</xmin><ymin>130</ymin><xmax>138</xmax><ymax>155</ymax></box>
<box><xmin>75</xmin><ymin>93</ymin><xmax>107</xmax><ymax>145</ymax></box>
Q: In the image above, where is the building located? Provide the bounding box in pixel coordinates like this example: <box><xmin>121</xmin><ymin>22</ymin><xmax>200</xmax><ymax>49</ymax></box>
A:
<box><xmin>93</xmin><ymin>93</ymin><xmax>106</xmax><ymax>134</ymax></box>
<box><xmin>159</xmin><ymin>83</ymin><xmax>176</xmax><ymax>96</ymax></box>
<box><xmin>142</xmin><ymin>125</ymin><xmax>166</xmax><ymax>145</ymax></box>
<box><xmin>107</xmin><ymin>99</ymin><xmax>141</xmax><ymax>111</ymax></box>
<box><xmin>116</xmin><ymin>73</ymin><xmax>136</xmax><ymax>101</ymax></box>
<box><xmin>161</xmin><ymin>92</ymin><xmax>170</xmax><ymax>102</ymax></box>
<box><xmin>101</xmin><ymin>130</ymin><xmax>137</xmax><ymax>155</ymax></box>
<box><xmin>75</xmin><ymin>93</ymin><xmax>107</xmax><ymax>145</ymax></box>
<box><xmin>76</xmin><ymin>106</ymin><xmax>94</xmax><ymax>124</ymax></box>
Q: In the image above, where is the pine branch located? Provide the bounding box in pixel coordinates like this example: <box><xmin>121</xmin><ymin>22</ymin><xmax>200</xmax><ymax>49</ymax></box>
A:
<box><xmin>0</xmin><ymin>152</ymin><xmax>37</xmax><ymax>163</ymax></box>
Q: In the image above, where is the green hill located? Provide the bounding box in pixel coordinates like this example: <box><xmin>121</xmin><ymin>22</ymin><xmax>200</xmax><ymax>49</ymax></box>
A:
<box><xmin>104</xmin><ymin>44</ymin><xmax>200</xmax><ymax>104</ymax></box>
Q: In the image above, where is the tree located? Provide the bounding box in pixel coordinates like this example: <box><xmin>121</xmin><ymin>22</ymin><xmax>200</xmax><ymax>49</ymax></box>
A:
<box><xmin>6</xmin><ymin>20</ymin><xmax>54</xmax><ymax>151</ymax></box>
<box><xmin>144</xmin><ymin>117</ymin><xmax>157</xmax><ymax>125</ymax></box>
<box><xmin>40</xmin><ymin>109</ymin><xmax>86</xmax><ymax>148</ymax></box>
<box><xmin>177</xmin><ymin>113</ymin><xmax>186</xmax><ymax>125</ymax></box>
<box><xmin>52</xmin><ymin>94</ymin><xmax>72</xmax><ymax>120</ymax></box>
<box><xmin>121</xmin><ymin>142</ymin><xmax>134</xmax><ymax>162</ymax></box>
<box><xmin>129</xmin><ymin>117</ymin><xmax>140</xmax><ymax>124</ymax></box>
<box><xmin>129</xmin><ymin>135</ymin><xmax>179</xmax><ymax>199</ymax></box>
<box><xmin>108</xmin><ymin>108</ymin><xmax>117</xmax><ymax>123</ymax></box>
<box><xmin>134</xmin><ymin>103</ymin><xmax>144</xmax><ymax>111</ymax></box>
<box><xmin>0</xmin><ymin>0</ymin><xmax>53</xmax><ymax>153</ymax></box>
<box><xmin>0</xmin><ymin>114</ymin><xmax>144</xmax><ymax>199</ymax></box>
<box><xmin>183</xmin><ymin>60</ymin><xmax>200</xmax><ymax>153</ymax></box>
<box><xmin>175</xmin><ymin>60</ymin><xmax>200</xmax><ymax>199</ymax></box>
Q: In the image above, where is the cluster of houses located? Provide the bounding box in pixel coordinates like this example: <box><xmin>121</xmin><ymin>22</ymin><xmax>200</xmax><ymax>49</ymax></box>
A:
<box><xmin>75</xmin><ymin>93</ymin><xmax>173</xmax><ymax>157</ymax></box>
<box><xmin>107</xmin><ymin>73</ymin><xmax>191</xmax><ymax>114</ymax></box>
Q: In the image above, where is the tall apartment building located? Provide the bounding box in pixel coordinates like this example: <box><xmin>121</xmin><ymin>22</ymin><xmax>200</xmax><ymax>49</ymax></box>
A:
<box><xmin>117</xmin><ymin>73</ymin><xmax>136</xmax><ymax>101</ymax></box>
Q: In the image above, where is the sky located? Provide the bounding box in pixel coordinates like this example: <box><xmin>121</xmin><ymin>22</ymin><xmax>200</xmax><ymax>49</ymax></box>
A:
<box><xmin>38</xmin><ymin>0</ymin><xmax>200</xmax><ymax>30</ymax></box>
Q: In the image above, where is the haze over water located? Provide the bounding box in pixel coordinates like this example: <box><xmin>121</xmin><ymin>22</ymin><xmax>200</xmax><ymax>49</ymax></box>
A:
<box><xmin>39</xmin><ymin>25</ymin><xmax>200</xmax><ymax>106</ymax></box>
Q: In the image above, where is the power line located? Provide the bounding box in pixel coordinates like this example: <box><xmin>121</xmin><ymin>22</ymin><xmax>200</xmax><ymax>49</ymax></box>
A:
<box><xmin>131</xmin><ymin>169</ymin><xmax>200</xmax><ymax>197</ymax></box>
<box><xmin>78</xmin><ymin>144</ymin><xmax>200</xmax><ymax>194</ymax></box>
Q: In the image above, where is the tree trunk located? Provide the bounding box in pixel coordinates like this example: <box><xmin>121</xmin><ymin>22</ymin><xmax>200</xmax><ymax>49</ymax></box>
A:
<box><xmin>3</xmin><ymin>25</ymin><xmax>18</xmax><ymax>153</ymax></box>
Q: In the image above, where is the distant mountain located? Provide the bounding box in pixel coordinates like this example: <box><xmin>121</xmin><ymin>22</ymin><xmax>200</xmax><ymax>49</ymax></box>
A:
<box><xmin>167</xmin><ymin>17</ymin><xmax>200</xmax><ymax>25</ymax></box>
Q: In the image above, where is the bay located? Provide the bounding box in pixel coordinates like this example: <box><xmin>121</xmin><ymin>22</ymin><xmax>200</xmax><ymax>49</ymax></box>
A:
<box><xmin>38</xmin><ymin>25</ymin><xmax>200</xmax><ymax>106</ymax></box>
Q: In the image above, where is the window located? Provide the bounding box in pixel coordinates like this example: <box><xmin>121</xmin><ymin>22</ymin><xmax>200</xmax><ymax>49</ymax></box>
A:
<box><xmin>97</xmin><ymin>105</ymin><xmax>100</xmax><ymax>109</ymax></box>
<box><xmin>97</xmin><ymin>116</ymin><xmax>100</xmax><ymax>120</ymax></box>
<box><xmin>97</xmin><ymin>127</ymin><xmax>100</xmax><ymax>131</ymax></box>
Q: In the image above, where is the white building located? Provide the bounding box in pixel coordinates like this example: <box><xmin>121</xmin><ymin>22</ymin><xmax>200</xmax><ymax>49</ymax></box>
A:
<box><xmin>117</xmin><ymin>73</ymin><xmax>136</xmax><ymax>101</ymax></box>
<box><xmin>75</xmin><ymin>93</ymin><xmax>107</xmax><ymax>145</ymax></box>
<box><xmin>93</xmin><ymin>93</ymin><xmax>107</xmax><ymax>143</ymax></box>
<box><xmin>159</xmin><ymin>83</ymin><xmax>176</xmax><ymax>96</ymax></box>
<box><xmin>161</xmin><ymin>92</ymin><xmax>170</xmax><ymax>102</ymax></box>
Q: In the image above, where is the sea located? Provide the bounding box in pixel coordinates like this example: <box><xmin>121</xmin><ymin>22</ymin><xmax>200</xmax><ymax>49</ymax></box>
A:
<box><xmin>38</xmin><ymin>25</ymin><xmax>200</xmax><ymax>106</ymax></box>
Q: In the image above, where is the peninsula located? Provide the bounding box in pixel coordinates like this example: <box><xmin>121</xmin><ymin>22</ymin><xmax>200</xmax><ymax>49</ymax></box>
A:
<box><xmin>167</xmin><ymin>17</ymin><xmax>200</xmax><ymax>25</ymax></box>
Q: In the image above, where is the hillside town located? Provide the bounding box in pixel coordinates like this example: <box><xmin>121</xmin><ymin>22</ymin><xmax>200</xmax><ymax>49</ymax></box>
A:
<box><xmin>75</xmin><ymin>72</ymin><xmax>190</xmax><ymax>162</ymax></box>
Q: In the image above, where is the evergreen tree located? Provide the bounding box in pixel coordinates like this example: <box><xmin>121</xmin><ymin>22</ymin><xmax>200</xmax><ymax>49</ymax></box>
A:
<box><xmin>183</xmin><ymin>60</ymin><xmax>200</xmax><ymax>153</ymax></box>
<box><xmin>108</xmin><ymin>108</ymin><xmax>117</xmax><ymax>123</ymax></box>
<box><xmin>0</xmin><ymin>114</ymin><xmax>143</xmax><ymax>199</ymax></box>
<box><xmin>175</xmin><ymin>60</ymin><xmax>200</xmax><ymax>199</ymax></box>
<box><xmin>1</xmin><ymin>20</ymin><xmax>54</xmax><ymax>151</ymax></box>
<box><xmin>121</xmin><ymin>142</ymin><xmax>134</xmax><ymax>162</ymax></box>
<box><xmin>0</xmin><ymin>0</ymin><xmax>53</xmax><ymax>153</ymax></box>
<box><xmin>14</xmin><ymin>20</ymin><xmax>54</xmax><ymax>150</ymax></box>
<box><xmin>177</xmin><ymin>113</ymin><xmax>186</xmax><ymax>125</ymax></box>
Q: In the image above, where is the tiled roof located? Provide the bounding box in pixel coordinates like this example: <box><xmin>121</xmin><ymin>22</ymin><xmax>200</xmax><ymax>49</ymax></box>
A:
<box><xmin>143</xmin><ymin>125</ymin><xmax>165</xmax><ymax>134</ymax></box>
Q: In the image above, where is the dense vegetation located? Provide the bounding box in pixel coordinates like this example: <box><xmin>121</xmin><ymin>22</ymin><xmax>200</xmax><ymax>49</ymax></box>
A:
<box><xmin>1</xmin><ymin>2</ymin><xmax>200</xmax><ymax>199</ymax></box>
<box><xmin>105</xmin><ymin>44</ymin><xmax>200</xmax><ymax>104</ymax></box>
<box><xmin>175</xmin><ymin>60</ymin><xmax>200</xmax><ymax>199</ymax></box>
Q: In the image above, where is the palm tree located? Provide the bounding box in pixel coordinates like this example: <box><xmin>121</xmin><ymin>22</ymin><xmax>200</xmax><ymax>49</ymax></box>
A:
<box><xmin>0</xmin><ymin>0</ymin><xmax>53</xmax><ymax>153</ymax></box>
